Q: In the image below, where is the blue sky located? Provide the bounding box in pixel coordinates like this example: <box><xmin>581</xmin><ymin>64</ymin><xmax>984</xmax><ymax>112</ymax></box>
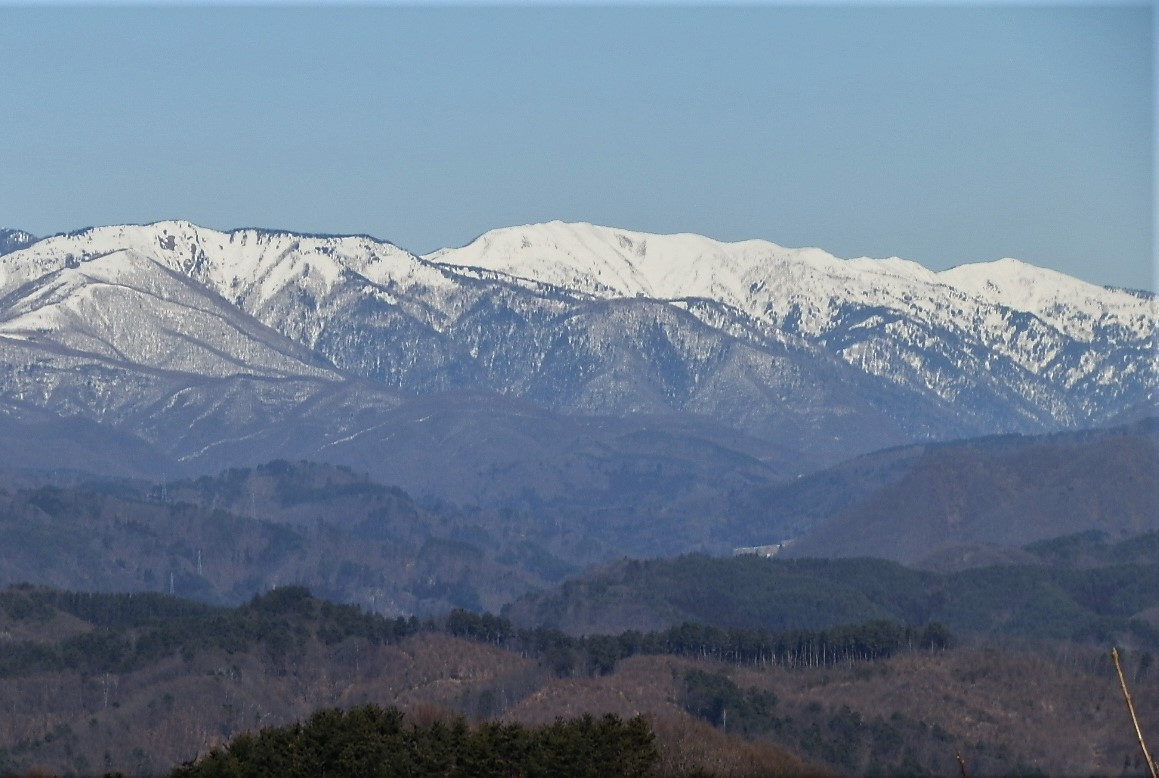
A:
<box><xmin>1</xmin><ymin>5</ymin><xmax>1153</xmax><ymax>290</ymax></box>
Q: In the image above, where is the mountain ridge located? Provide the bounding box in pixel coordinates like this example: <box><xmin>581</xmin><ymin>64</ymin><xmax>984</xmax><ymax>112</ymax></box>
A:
<box><xmin>0</xmin><ymin>218</ymin><xmax>1152</xmax><ymax>514</ymax></box>
<box><xmin>429</xmin><ymin>220</ymin><xmax>1153</xmax><ymax>332</ymax></box>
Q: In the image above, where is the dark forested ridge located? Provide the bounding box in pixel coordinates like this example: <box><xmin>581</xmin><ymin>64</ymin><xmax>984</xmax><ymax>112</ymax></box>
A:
<box><xmin>0</xmin><ymin>585</ymin><xmax>943</xmax><ymax>694</ymax></box>
<box><xmin>505</xmin><ymin>550</ymin><xmax>1159</xmax><ymax>650</ymax></box>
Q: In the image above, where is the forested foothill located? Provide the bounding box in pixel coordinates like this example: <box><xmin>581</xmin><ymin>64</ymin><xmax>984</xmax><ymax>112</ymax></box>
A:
<box><xmin>0</xmin><ymin>583</ymin><xmax>1156</xmax><ymax>776</ymax></box>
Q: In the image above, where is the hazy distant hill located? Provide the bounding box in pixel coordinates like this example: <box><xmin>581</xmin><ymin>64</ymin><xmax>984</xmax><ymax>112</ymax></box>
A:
<box><xmin>692</xmin><ymin>419</ymin><xmax>1158</xmax><ymax>562</ymax></box>
<box><xmin>780</xmin><ymin>418</ymin><xmax>1159</xmax><ymax>563</ymax></box>
<box><xmin>0</xmin><ymin>461</ymin><xmax>585</xmax><ymax>615</ymax></box>
<box><xmin>1</xmin><ymin>420</ymin><xmax>1153</xmax><ymax>611</ymax></box>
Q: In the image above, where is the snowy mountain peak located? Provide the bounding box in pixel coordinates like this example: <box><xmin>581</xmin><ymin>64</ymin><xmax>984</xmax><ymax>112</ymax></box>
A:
<box><xmin>0</xmin><ymin>247</ymin><xmax>337</xmax><ymax>379</ymax></box>
<box><xmin>7</xmin><ymin>220</ymin><xmax>1151</xmax><ymax>345</ymax></box>
<box><xmin>0</xmin><ymin>220</ymin><xmax>437</xmax><ymax>317</ymax></box>
<box><xmin>426</xmin><ymin>220</ymin><xmax>1153</xmax><ymax>344</ymax></box>
<box><xmin>939</xmin><ymin>258</ymin><xmax>1156</xmax><ymax>341</ymax></box>
<box><xmin>427</xmin><ymin>221</ymin><xmax>804</xmax><ymax>302</ymax></box>
<box><xmin>942</xmin><ymin>256</ymin><xmax>1092</xmax><ymax>294</ymax></box>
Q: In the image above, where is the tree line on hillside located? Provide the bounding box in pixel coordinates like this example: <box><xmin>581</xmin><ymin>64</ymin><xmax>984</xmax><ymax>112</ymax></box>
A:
<box><xmin>0</xmin><ymin>585</ymin><xmax>951</xmax><ymax>683</ymax></box>
<box><xmin>444</xmin><ymin>608</ymin><xmax>951</xmax><ymax>676</ymax></box>
<box><xmin>0</xmin><ymin>585</ymin><xmax>419</xmax><ymax>678</ymax></box>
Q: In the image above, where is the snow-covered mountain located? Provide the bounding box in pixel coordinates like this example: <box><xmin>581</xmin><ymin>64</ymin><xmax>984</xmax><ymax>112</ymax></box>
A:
<box><xmin>0</xmin><ymin>248</ymin><xmax>336</xmax><ymax>379</ymax></box>
<box><xmin>0</xmin><ymin>219</ymin><xmax>1152</xmax><ymax>494</ymax></box>
<box><xmin>430</xmin><ymin>221</ymin><xmax>1155</xmax><ymax>423</ymax></box>
<box><xmin>429</xmin><ymin>221</ymin><xmax>1152</xmax><ymax>342</ymax></box>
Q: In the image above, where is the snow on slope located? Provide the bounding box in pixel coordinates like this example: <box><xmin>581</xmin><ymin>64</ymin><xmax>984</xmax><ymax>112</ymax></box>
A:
<box><xmin>940</xmin><ymin>258</ymin><xmax>1156</xmax><ymax>342</ymax></box>
<box><xmin>429</xmin><ymin>221</ymin><xmax>1153</xmax><ymax>341</ymax></box>
<box><xmin>11</xmin><ymin>219</ymin><xmax>1148</xmax><ymax>354</ymax></box>
<box><xmin>0</xmin><ymin>221</ymin><xmax>484</xmax><ymax>372</ymax></box>
<box><xmin>0</xmin><ymin>219</ymin><xmax>1152</xmax><ymax>435</ymax></box>
<box><xmin>421</xmin><ymin>222</ymin><xmax>1158</xmax><ymax>415</ymax></box>
<box><xmin>428</xmin><ymin>220</ymin><xmax>1156</xmax><ymax>377</ymax></box>
<box><xmin>0</xmin><ymin>248</ymin><xmax>338</xmax><ymax>379</ymax></box>
<box><xmin>0</xmin><ymin>221</ymin><xmax>454</xmax><ymax>317</ymax></box>
<box><xmin>427</xmin><ymin>220</ymin><xmax>759</xmax><ymax>300</ymax></box>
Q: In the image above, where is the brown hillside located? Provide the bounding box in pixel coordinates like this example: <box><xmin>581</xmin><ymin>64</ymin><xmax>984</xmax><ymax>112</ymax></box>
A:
<box><xmin>3</xmin><ymin>591</ymin><xmax>1157</xmax><ymax>777</ymax></box>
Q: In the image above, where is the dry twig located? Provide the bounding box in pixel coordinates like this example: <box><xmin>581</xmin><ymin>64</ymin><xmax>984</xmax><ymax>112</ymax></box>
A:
<box><xmin>1113</xmin><ymin>647</ymin><xmax>1158</xmax><ymax>778</ymax></box>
